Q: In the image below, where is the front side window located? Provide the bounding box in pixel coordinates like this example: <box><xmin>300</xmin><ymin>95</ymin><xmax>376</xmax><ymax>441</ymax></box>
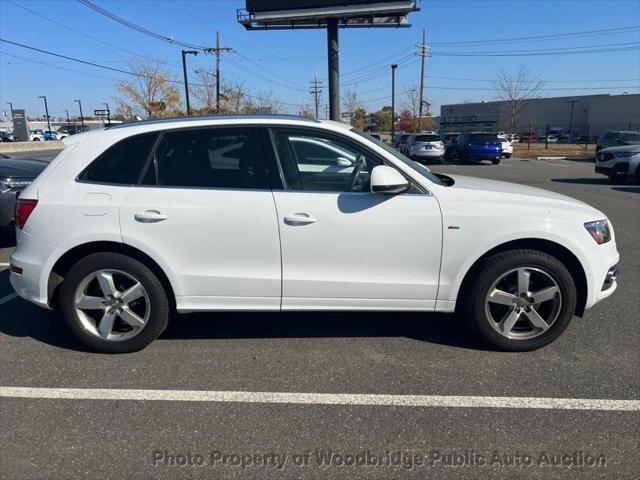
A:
<box><xmin>151</xmin><ymin>127</ymin><xmax>268</xmax><ymax>189</ymax></box>
<box><xmin>79</xmin><ymin>133</ymin><xmax>157</xmax><ymax>184</ymax></box>
<box><xmin>270</xmin><ymin>128</ymin><xmax>381</xmax><ymax>192</ymax></box>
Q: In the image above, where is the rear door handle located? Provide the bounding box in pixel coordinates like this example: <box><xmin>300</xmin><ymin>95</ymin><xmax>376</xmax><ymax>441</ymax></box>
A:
<box><xmin>134</xmin><ymin>210</ymin><xmax>168</xmax><ymax>223</ymax></box>
<box><xmin>284</xmin><ymin>213</ymin><xmax>317</xmax><ymax>225</ymax></box>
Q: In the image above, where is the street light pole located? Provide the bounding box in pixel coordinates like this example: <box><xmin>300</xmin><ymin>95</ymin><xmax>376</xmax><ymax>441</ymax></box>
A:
<box><xmin>38</xmin><ymin>96</ymin><xmax>51</xmax><ymax>134</ymax></box>
<box><xmin>6</xmin><ymin>102</ymin><xmax>13</xmax><ymax>114</ymax></box>
<box><xmin>390</xmin><ymin>64</ymin><xmax>398</xmax><ymax>139</ymax></box>
<box><xmin>181</xmin><ymin>50</ymin><xmax>199</xmax><ymax>116</ymax></box>
<box><xmin>74</xmin><ymin>100</ymin><xmax>85</xmax><ymax>131</ymax></box>
<box><xmin>103</xmin><ymin>102</ymin><xmax>110</xmax><ymax>126</ymax></box>
<box><xmin>64</xmin><ymin>109</ymin><xmax>70</xmax><ymax>127</ymax></box>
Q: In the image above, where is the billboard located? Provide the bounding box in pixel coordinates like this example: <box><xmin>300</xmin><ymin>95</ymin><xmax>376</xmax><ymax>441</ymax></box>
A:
<box><xmin>246</xmin><ymin>0</ymin><xmax>396</xmax><ymax>12</ymax></box>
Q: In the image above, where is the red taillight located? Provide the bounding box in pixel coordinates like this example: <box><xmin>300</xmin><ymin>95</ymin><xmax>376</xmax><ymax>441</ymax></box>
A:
<box><xmin>15</xmin><ymin>199</ymin><xmax>38</xmax><ymax>230</ymax></box>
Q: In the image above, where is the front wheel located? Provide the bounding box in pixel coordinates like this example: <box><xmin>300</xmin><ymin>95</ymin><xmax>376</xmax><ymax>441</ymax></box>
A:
<box><xmin>463</xmin><ymin>249</ymin><xmax>576</xmax><ymax>351</ymax></box>
<box><xmin>60</xmin><ymin>252</ymin><xmax>170</xmax><ymax>353</ymax></box>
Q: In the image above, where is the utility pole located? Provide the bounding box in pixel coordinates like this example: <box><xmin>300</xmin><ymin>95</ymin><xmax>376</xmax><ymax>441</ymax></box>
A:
<box><xmin>103</xmin><ymin>102</ymin><xmax>110</xmax><ymax>126</ymax></box>
<box><xmin>416</xmin><ymin>28</ymin><xmax>429</xmax><ymax>132</ymax></box>
<box><xmin>181</xmin><ymin>50</ymin><xmax>199</xmax><ymax>116</ymax></box>
<box><xmin>391</xmin><ymin>64</ymin><xmax>398</xmax><ymax>139</ymax></box>
<box><xmin>74</xmin><ymin>99</ymin><xmax>85</xmax><ymax>131</ymax></box>
<box><xmin>38</xmin><ymin>96</ymin><xmax>51</xmax><ymax>134</ymax></box>
<box><xmin>327</xmin><ymin>18</ymin><xmax>340</xmax><ymax>121</ymax></box>
<box><xmin>309</xmin><ymin>76</ymin><xmax>323</xmax><ymax>118</ymax></box>
<box><xmin>204</xmin><ymin>32</ymin><xmax>233</xmax><ymax>113</ymax></box>
<box><xmin>325</xmin><ymin>104</ymin><xmax>329</xmax><ymax>120</ymax></box>
<box><xmin>566</xmin><ymin>99</ymin><xmax>579</xmax><ymax>144</ymax></box>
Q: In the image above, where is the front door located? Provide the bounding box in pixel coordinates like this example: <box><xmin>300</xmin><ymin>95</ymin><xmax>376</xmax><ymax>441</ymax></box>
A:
<box><xmin>119</xmin><ymin>126</ymin><xmax>281</xmax><ymax>311</ymax></box>
<box><xmin>267</xmin><ymin>127</ymin><xmax>442</xmax><ymax>310</ymax></box>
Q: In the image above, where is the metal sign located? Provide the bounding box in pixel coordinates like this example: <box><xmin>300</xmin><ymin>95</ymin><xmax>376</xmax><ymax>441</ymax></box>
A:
<box><xmin>11</xmin><ymin>109</ymin><xmax>29</xmax><ymax>142</ymax></box>
<box><xmin>94</xmin><ymin>109</ymin><xmax>110</xmax><ymax>116</ymax></box>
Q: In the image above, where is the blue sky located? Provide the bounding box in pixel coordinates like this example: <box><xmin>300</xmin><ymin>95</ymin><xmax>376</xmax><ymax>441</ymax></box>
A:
<box><xmin>1</xmin><ymin>0</ymin><xmax>639</xmax><ymax>119</ymax></box>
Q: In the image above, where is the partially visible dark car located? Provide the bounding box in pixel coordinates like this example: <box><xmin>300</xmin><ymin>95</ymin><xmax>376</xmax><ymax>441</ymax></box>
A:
<box><xmin>0</xmin><ymin>131</ymin><xmax>16</xmax><ymax>142</ymax></box>
<box><xmin>58</xmin><ymin>125</ymin><xmax>86</xmax><ymax>136</ymax></box>
<box><xmin>0</xmin><ymin>154</ymin><xmax>48</xmax><ymax>245</ymax></box>
<box><xmin>596</xmin><ymin>130</ymin><xmax>640</xmax><ymax>153</ymax></box>
<box><xmin>445</xmin><ymin>132</ymin><xmax>503</xmax><ymax>164</ymax></box>
<box><xmin>442</xmin><ymin>132</ymin><xmax>460</xmax><ymax>146</ymax></box>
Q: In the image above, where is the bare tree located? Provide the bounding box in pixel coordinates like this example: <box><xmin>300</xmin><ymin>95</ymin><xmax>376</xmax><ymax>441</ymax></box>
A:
<box><xmin>402</xmin><ymin>83</ymin><xmax>420</xmax><ymax>118</ymax></box>
<box><xmin>114</xmin><ymin>59</ymin><xmax>181</xmax><ymax>119</ymax></box>
<box><xmin>245</xmin><ymin>90</ymin><xmax>282</xmax><ymax>114</ymax></box>
<box><xmin>493</xmin><ymin>65</ymin><xmax>543</xmax><ymax>135</ymax></box>
<box><xmin>191</xmin><ymin>70</ymin><xmax>217</xmax><ymax>114</ymax></box>
<box><xmin>341</xmin><ymin>87</ymin><xmax>362</xmax><ymax>122</ymax></box>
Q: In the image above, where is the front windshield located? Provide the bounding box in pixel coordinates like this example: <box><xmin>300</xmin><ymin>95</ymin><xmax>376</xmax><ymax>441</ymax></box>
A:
<box><xmin>350</xmin><ymin>128</ymin><xmax>444</xmax><ymax>186</ymax></box>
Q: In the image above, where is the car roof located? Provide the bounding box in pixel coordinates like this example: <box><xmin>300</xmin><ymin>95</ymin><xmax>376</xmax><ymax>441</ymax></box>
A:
<box><xmin>64</xmin><ymin>115</ymin><xmax>352</xmax><ymax>146</ymax></box>
<box><xmin>106</xmin><ymin>114</ymin><xmax>321</xmax><ymax>130</ymax></box>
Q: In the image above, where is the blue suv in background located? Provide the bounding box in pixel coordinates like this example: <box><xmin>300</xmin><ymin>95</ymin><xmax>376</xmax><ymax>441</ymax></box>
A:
<box><xmin>445</xmin><ymin>132</ymin><xmax>503</xmax><ymax>164</ymax></box>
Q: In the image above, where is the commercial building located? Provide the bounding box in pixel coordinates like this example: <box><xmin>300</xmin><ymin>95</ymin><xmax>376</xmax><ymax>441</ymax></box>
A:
<box><xmin>439</xmin><ymin>93</ymin><xmax>640</xmax><ymax>138</ymax></box>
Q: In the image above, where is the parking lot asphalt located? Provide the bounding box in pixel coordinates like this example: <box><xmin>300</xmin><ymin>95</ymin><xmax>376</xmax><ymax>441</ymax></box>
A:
<box><xmin>1</xmin><ymin>152</ymin><xmax>638</xmax><ymax>479</ymax></box>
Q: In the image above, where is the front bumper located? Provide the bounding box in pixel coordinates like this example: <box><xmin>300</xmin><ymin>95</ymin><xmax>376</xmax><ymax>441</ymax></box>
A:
<box><xmin>584</xmin><ymin>240</ymin><xmax>620</xmax><ymax>310</ymax></box>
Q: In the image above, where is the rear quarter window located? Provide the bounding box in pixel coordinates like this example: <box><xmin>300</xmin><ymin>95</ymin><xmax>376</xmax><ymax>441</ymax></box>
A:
<box><xmin>79</xmin><ymin>133</ymin><xmax>157</xmax><ymax>184</ymax></box>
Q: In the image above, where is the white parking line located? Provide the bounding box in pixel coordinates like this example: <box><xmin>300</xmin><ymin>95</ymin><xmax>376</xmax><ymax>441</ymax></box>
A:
<box><xmin>0</xmin><ymin>262</ymin><xmax>9</xmax><ymax>267</ymax></box>
<box><xmin>1</xmin><ymin>387</ymin><xmax>638</xmax><ymax>411</ymax></box>
<box><xmin>0</xmin><ymin>293</ymin><xmax>18</xmax><ymax>306</ymax></box>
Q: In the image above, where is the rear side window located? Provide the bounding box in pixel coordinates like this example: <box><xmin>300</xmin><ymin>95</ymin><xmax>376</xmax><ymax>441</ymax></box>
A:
<box><xmin>414</xmin><ymin>134</ymin><xmax>440</xmax><ymax>142</ymax></box>
<box><xmin>470</xmin><ymin>134</ymin><xmax>499</xmax><ymax>141</ymax></box>
<box><xmin>151</xmin><ymin>127</ymin><xmax>268</xmax><ymax>189</ymax></box>
<box><xmin>79</xmin><ymin>133</ymin><xmax>157</xmax><ymax>184</ymax></box>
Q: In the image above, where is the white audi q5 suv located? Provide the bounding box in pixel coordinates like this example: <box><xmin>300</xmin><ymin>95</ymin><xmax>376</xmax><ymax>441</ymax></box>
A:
<box><xmin>10</xmin><ymin>115</ymin><xmax>619</xmax><ymax>353</ymax></box>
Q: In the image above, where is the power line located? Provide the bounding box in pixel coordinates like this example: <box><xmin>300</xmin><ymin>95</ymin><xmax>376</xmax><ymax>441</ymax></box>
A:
<box><xmin>432</xmin><ymin>42</ymin><xmax>640</xmax><ymax>57</ymax></box>
<box><xmin>6</xmin><ymin>0</ymin><xmax>180</xmax><ymax>68</ymax></box>
<box><xmin>77</xmin><ymin>0</ymin><xmax>207</xmax><ymax>50</ymax></box>
<box><xmin>430</xmin><ymin>25</ymin><xmax>640</xmax><ymax>46</ymax></box>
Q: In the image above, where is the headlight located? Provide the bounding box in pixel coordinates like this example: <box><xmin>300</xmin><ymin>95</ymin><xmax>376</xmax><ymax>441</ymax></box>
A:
<box><xmin>614</xmin><ymin>152</ymin><xmax>637</xmax><ymax>158</ymax></box>
<box><xmin>0</xmin><ymin>178</ymin><xmax>32</xmax><ymax>193</ymax></box>
<box><xmin>584</xmin><ymin>220</ymin><xmax>611</xmax><ymax>244</ymax></box>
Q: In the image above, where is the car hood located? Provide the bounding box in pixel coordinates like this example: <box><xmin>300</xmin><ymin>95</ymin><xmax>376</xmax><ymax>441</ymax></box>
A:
<box><xmin>0</xmin><ymin>157</ymin><xmax>49</xmax><ymax>178</ymax></box>
<box><xmin>445</xmin><ymin>174</ymin><xmax>599</xmax><ymax>214</ymax></box>
<box><xmin>600</xmin><ymin>144</ymin><xmax>640</xmax><ymax>154</ymax></box>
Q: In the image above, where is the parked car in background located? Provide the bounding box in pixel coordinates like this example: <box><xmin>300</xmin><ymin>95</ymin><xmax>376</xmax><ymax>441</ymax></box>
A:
<box><xmin>43</xmin><ymin>131</ymin><xmax>60</xmax><ymax>141</ymax></box>
<box><xmin>369</xmin><ymin>133</ymin><xmax>381</xmax><ymax>141</ymax></box>
<box><xmin>498</xmin><ymin>136</ymin><xmax>513</xmax><ymax>158</ymax></box>
<box><xmin>446</xmin><ymin>132</ymin><xmax>503</xmax><ymax>164</ymax></box>
<box><xmin>504</xmin><ymin>133</ymin><xmax>519</xmax><ymax>143</ymax></box>
<box><xmin>519</xmin><ymin>132</ymin><xmax>537</xmax><ymax>143</ymax></box>
<box><xmin>0</xmin><ymin>153</ymin><xmax>48</xmax><ymax>244</ymax></box>
<box><xmin>595</xmin><ymin>145</ymin><xmax>640</xmax><ymax>183</ymax></box>
<box><xmin>398</xmin><ymin>134</ymin><xmax>411</xmax><ymax>154</ymax></box>
<box><xmin>442</xmin><ymin>132</ymin><xmax>460</xmax><ymax>146</ymax></box>
<box><xmin>58</xmin><ymin>125</ymin><xmax>86</xmax><ymax>136</ymax></box>
<box><xmin>538</xmin><ymin>135</ymin><xmax>559</xmax><ymax>144</ymax></box>
<box><xmin>408</xmin><ymin>133</ymin><xmax>445</xmax><ymax>163</ymax></box>
<box><xmin>9</xmin><ymin>115</ymin><xmax>619</xmax><ymax>353</ymax></box>
<box><xmin>596</xmin><ymin>130</ymin><xmax>640</xmax><ymax>153</ymax></box>
<box><xmin>29</xmin><ymin>131</ymin><xmax>45</xmax><ymax>142</ymax></box>
<box><xmin>0</xmin><ymin>131</ymin><xmax>16</xmax><ymax>142</ymax></box>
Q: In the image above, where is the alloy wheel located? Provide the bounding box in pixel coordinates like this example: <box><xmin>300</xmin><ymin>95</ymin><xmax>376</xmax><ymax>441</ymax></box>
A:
<box><xmin>73</xmin><ymin>269</ymin><xmax>150</xmax><ymax>342</ymax></box>
<box><xmin>484</xmin><ymin>267</ymin><xmax>562</xmax><ymax>340</ymax></box>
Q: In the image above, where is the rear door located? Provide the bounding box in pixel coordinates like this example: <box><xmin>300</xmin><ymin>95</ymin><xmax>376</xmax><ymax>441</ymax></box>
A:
<box><xmin>119</xmin><ymin>126</ymin><xmax>282</xmax><ymax>311</ymax></box>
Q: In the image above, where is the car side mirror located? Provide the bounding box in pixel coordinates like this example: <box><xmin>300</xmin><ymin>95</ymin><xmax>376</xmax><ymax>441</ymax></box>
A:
<box><xmin>370</xmin><ymin>165</ymin><xmax>410</xmax><ymax>195</ymax></box>
<box><xmin>336</xmin><ymin>157</ymin><xmax>353</xmax><ymax>167</ymax></box>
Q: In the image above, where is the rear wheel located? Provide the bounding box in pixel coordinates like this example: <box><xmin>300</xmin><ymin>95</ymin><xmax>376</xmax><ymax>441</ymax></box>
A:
<box><xmin>60</xmin><ymin>252</ymin><xmax>170</xmax><ymax>353</ymax></box>
<box><xmin>492</xmin><ymin>158</ymin><xmax>501</xmax><ymax>165</ymax></box>
<box><xmin>463</xmin><ymin>249</ymin><xmax>576</xmax><ymax>351</ymax></box>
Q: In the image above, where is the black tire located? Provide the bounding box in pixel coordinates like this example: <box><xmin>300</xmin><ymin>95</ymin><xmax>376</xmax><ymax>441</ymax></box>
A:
<box><xmin>492</xmin><ymin>158</ymin><xmax>501</xmax><ymax>165</ymax></box>
<box><xmin>60</xmin><ymin>252</ymin><xmax>170</xmax><ymax>353</ymax></box>
<box><xmin>504</xmin><ymin>153</ymin><xmax>511</xmax><ymax>159</ymax></box>
<box><xmin>462</xmin><ymin>249</ymin><xmax>577</xmax><ymax>351</ymax></box>
<box><xmin>608</xmin><ymin>172</ymin><xmax>626</xmax><ymax>184</ymax></box>
<box><xmin>635</xmin><ymin>167</ymin><xmax>640</xmax><ymax>185</ymax></box>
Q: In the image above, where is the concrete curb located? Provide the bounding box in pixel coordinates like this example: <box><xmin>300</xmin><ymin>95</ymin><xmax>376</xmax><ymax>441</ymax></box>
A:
<box><xmin>0</xmin><ymin>141</ymin><xmax>64</xmax><ymax>154</ymax></box>
<box><xmin>537</xmin><ymin>156</ymin><xmax>568</xmax><ymax>160</ymax></box>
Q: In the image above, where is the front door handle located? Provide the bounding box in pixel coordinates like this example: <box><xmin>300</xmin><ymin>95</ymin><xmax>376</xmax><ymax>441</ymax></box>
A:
<box><xmin>284</xmin><ymin>213</ymin><xmax>317</xmax><ymax>225</ymax></box>
<box><xmin>134</xmin><ymin>210</ymin><xmax>168</xmax><ymax>223</ymax></box>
